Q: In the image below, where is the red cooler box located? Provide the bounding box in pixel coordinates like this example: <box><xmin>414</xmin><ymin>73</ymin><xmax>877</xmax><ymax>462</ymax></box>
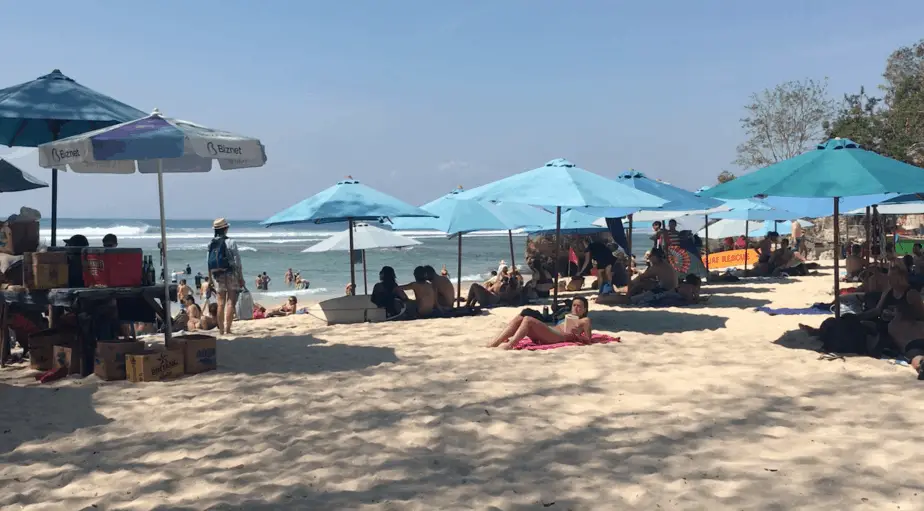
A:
<box><xmin>82</xmin><ymin>248</ymin><xmax>143</xmax><ymax>288</ymax></box>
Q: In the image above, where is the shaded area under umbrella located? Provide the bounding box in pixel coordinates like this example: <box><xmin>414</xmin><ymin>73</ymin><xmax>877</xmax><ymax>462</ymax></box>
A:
<box><xmin>702</xmin><ymin>138</ymin><xmax>924</xmax><ymax>317</ymax></box>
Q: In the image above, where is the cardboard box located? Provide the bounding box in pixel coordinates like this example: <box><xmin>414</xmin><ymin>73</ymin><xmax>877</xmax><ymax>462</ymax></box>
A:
<box><xmin>24</xmin><ymin>251</ymin><xmax>69</xmax><ymax>290</ymax></box>
<box><xmin>0</xmin><ymin>221</ymin><xmax>39</xmax><ymax>255</ymax></box>
<box><xmin>53</xmin><ymin>345</ymin><xmax>79</xmax><ymax>374</ymax></box>
<box><xmin>94</xmin><ymin>340</ymin><xmax>146</xmax><ymax>381</ymax></box>
<box><xmin>170</xmin><ymin>335</ymin><xmax>217</xmax><ymax>374</ymax></box>
<box><xmin>28</xmin><ymin>329</ymin><xmax>76</xmax><ymax>371</ymax></box>
<box><xmin>125</xmin><ymin>349</ymin><xmax>184</xmax><ymax>382</ymax></box>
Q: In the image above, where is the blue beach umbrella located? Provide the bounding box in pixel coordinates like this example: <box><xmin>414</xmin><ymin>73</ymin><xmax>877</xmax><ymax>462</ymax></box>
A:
<box><xmin>760</xmin><ymin>194</ymin><xmax>896</xmax><ymax>218</ymax></box>
<box><xmin>0</xmin><ymin>69</ymin><xmax>146</xmax><ymax>245</ymax></box>
<box><xmin>617</xmin><ymin>171</ymin><xmax>722</xmax><ymax>211</ymax></box>
<box><xmin>39</xmin><ymin>108</ymin><xmax>267</xmax><ymax>343</ymax></box>
<box><xmin>0</xmin><ymin>159</ymin><xmax>48</xmax><ymax>192</ymax></box>
<box><xmin>707</xmin><ymin>199</ymin><xmax>802</xmax><ymax>222</ymax></box>
<box><xmin>263</xmin><ymin>178</ymin><xmax>435</xmax><ymax>292</ymax></box>
<box><xmin>391</xmin><ymin>187</ymin><xmax>552</xmax><ymax>305</ymax></box>
<box><xmin>457</xmin><ymin>158</ymin><xmax>666</xmax><ymax>306</ymax></box>
<box><xmin>702</xmin><ymin>138</ymin><xmax>924</xmax><ymax>315</ymax></box>
<box><xmin>527</xmin><ymin>209</ymin><xmax>608</xmax><ymax>236</ymax></box>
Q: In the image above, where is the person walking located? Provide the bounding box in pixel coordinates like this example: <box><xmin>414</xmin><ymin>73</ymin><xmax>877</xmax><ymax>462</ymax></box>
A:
<box><xmin>207</xmin><ymin>218</ymin><xmax>244</xmax><ymax>334</ymax></box>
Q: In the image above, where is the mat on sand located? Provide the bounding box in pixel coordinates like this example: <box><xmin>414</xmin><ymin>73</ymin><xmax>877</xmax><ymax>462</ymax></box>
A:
<box><xmin>513</xmin><ymin>333</ymin><xmax>620</xmax><ymax>351</ymax></box>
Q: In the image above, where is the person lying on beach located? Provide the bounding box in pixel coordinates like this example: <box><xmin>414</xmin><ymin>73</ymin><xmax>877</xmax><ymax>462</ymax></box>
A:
<box><xmin>802</xmin><ymin>264</ymin><xmax>924</xmax><ymax>379</ymax></box>
<box><xmin>371</xmin><ymin>266</ymin><xmax>408</xmax><ymax>318</ymax></box>
<box><xmin>486</xmin><ymin>296</ymin><xmax>591</xmax><ymax>350</ymax></box>
<box><xmin>596</xmin><ymin>274</ymin><xmax>704</xmax><ymax>307</ymax></box>
<box><xmin>266</xmin><ymin>296</ymin><xmax>298</xmax><ymax>317</ymax></box>
<box><xmin>400</xmin><ymin>266</ymin><xmax>438</xmax><ymax>318</ymax></box>
<box><xmin>467</xmin><ymin>270</ymin><xmax>521</xmax><ymax>308</ymax></box>
<box><xmin>627</xmin><ymin>248</ymin><xmax>677</xmax><ymax>297</ymax></box>
<box><xmin>424</xmin><ymin>265</ymin><xmax>455</xmax><ymax>309</ymax></box>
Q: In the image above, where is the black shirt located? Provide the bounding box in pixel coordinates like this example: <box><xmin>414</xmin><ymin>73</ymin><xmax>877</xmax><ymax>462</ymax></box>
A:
<box><xmin>586</xmin><ymin>242</ymin><xmax>617</xmax><ymax>267</ymax></box>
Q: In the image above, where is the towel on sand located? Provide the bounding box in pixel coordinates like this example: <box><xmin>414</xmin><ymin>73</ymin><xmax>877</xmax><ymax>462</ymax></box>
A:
<box><xmin>513</xmin><ymin>333</ymin><xmax>620</xmax><ymax>351</ymax></box>
<box><xmin>755</xmin><ymin>303</ymin><xmax>831</xmax><ymax>316</ymax></box>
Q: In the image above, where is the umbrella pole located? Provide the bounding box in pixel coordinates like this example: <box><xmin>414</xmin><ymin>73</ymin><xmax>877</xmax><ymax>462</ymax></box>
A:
<box><xmin>51</xmin><ymin>169</ymin><xmax>58</xmax><ymax>246</ymax></box>
<box><xmin>834</xmin><ymin>198</ymin><xmax>841</xmax><ymax>318</ymax></box>
<box><xmin>553</xmin><ymin>207</ymin><xmax>561</xmax><ymax>310</ymax></box>
<box><xmin>774</xmin><ymin>221</ymin><xmax>779</xmax><ymax>250</ymax></box>
<box><xmin>456</xmin><ymin>234</ymin><xmax>462</xmax><ymax>308</ymax></box>
<box><xmin>704</xmin><ymin>215</ymin><xmax>710</xmax><ymax>279</ymax></box>
<box><xmin>744</xmin><ymin>220</ymin><xmax>749</xmax><ymax>277</ymax></box>
<box><xmin>348</xmin><ymin>219</ymin><xmax>356</xmax><ymax>295</ymax></box>
<box><xmin>508</xmin><ymin>230</ymin><xmax>516</xmax><ymax>271</ymax></box>
<box><xmin>156</xmin><ymin>160</ymin><xmax>172</xmax><ymax>346</ymax></box>
<box><xmin>362</xmin><ymin>249</ymin><xmax>368</xmax><ymax>295</ymax></box>
<box><xmin>865</xmin><ymin>206</ymin><xmax>871</xmax><ymax>265</ymax></box>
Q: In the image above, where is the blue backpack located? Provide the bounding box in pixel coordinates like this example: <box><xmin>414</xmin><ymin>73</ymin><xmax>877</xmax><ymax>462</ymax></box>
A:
<box><xmin>208</xmin><ymin>236</ymin><xmax>232</xmax><ymax>274</ymax></box>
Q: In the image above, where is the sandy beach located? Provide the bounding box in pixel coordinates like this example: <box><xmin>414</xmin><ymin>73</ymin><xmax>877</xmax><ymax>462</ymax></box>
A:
<box><xmin>2</xmin><ymin>263</ymin><xmax>923</xmax><ymax>510</ymax></box>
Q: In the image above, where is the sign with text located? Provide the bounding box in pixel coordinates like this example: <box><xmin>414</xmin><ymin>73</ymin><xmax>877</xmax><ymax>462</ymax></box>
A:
<box><xmin>703</xmin><ymin>249</ymin><xmax>758</xmax><ymax>270</ymax></box>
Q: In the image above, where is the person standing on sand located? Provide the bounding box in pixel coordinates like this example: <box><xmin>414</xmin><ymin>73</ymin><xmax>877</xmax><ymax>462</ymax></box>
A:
<box><xmin>207</xmin><ymin>218</ymin><xmax>244</xmax><ymax>335</ymax></box>
<box><xmin>177</xmin><ymin>279</ymin><xmax>191</xmax><ymax>303</ymax></box>
<box><xmin>792</xmin><ymin>220</ymin><xmax>804</xmax><ymax>252</ymax></box>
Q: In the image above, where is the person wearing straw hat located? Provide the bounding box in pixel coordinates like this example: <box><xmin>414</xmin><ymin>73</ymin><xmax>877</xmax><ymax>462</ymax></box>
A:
<box><xmin>207</xmin><ymin>218</ymin><xmax>245</xmax><ymax>334</ymax></box>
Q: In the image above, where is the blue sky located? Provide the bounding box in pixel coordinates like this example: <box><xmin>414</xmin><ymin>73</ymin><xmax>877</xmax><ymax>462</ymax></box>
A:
<box><xmin>1</xmin><ymin>0</ymin><xmax>922</xmax><ymax>219</ymax></box>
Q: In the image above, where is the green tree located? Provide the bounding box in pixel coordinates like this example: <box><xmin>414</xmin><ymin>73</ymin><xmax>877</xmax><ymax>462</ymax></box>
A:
<box><xmin>824</xmin><ymin>87</ymin><xmax>885</xmax><ymax>153</ymax></box>
<box><xmin>717</xmin><ymin>170</ymin><xmax>736</xmax><ymax>183</ymax></box>
<box><xmin>735</xmin><ymin>78</ymin><xmax>835</xmax><ymax>169</ymax></box>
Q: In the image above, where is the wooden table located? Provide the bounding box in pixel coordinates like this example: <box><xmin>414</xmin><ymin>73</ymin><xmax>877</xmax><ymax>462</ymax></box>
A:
<box><xmin>0</xmin><ymin>285</ymin><xmax>177</xmax><ymax>375</ymax></box>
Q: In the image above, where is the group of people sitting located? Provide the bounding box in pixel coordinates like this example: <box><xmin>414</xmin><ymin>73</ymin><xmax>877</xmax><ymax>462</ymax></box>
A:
<box><xmin>753</xmin><ymin>232</ymin><xmax>808</xmax><ymax>276</ymax></box>
<box><xmin>594</xmin><ymin>247</ymin><xmax>703</xmax><ymax>307</ymax></box>
<box><xmin>806</xmin><ymin>259</ymin><xmax>924</xmax><ymax>380</ymax></box>
<box><xmin>370</xmin><ymin>265</ymin><xmax>458</xmax><ymax>319</ymax></box>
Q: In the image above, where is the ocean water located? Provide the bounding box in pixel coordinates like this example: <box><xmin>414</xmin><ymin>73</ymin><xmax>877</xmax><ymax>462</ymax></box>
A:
<box><xmin>42</xmin><ymin>218</ymin><xmax>656</xmax><ymax>305</ymax></box>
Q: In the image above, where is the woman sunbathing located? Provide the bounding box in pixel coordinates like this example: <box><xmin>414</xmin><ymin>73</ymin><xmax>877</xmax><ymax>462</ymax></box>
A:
<box><xmin>486</xmin><ymin>296</ymin><xmax>591</xmax><ymax>349</ymax></box>
<box><xmin>266</xmin><ymin>296</ymin><xmax>298</xmax><ymax>318</ymax></box>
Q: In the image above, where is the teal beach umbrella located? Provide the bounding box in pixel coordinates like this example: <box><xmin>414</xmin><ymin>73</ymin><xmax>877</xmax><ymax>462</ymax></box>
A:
<box><xmin>0</xmin><ymin>69</ymin><xmax>146</xmax><ymax>245</ymax></box>
<box><xmin>702</xmin><ymin>138</ymin><xmax>924</xmax><ymax>316</ymax></box>
<box><xmin>458</xmin><ymin>158</ymin><xmax>666</xmax><ymax>307</ymax></box>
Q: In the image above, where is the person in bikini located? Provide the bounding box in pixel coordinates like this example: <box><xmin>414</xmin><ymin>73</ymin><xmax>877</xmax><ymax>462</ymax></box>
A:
<box><xmin>183</xmin><ymin>295</ymin><xmax>202</xmax><ymax>331</ymax></box>
<box><xmin>266</xmin><ymin>296</ymin><xmax>298</xmax><ymax>317</ymax></box>
<box><xmin>487</xmin><ymin>296</ymin><xmax>591</xmax><ymax>350</ymax></box>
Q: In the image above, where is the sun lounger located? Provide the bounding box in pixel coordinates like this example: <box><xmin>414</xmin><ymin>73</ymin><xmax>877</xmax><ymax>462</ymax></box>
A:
<box><xmin>317</xmin><ymin>295</ymin><xmax>387</xmax><ymax>325</ymax></box>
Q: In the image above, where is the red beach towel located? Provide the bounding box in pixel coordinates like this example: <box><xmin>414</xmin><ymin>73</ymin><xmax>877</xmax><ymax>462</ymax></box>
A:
<box><xmin>513</xmin><ymin>333</ymin><xmax>620</xmax><ymax>351</ymax></box>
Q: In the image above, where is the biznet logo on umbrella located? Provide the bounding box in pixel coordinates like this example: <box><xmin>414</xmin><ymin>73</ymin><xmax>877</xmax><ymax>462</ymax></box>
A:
<box><xmin>206</xmin><ymin>142</ymin><xmax>243</xmax><ymax>156</ymax></box>
<box><xmin>51</xmin><ymin>147</ymin><xmax>80</xmax><ymax>162</ymax></box>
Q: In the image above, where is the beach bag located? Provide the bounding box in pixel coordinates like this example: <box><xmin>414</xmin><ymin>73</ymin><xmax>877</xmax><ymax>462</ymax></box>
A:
<box><xmin>818</xmin><ymin>316</ymin><xmax>870</xmax><ymax>355</ymax></box>
<box><xmin>236</xmin><ymin>287</ymin><xmax>254</xmax><ymax>321</ymax></box>
<box><xmin>207</xmin><ymin>236</ymin><xmax>232</xmax><ymax>274</ymax></box>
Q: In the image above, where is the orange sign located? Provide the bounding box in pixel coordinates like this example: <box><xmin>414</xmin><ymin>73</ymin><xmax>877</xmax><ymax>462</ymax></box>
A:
<box><xmin>703</xmin><ymin>249</ymin><xmax>759</xmax><ymax>269</ymax></box>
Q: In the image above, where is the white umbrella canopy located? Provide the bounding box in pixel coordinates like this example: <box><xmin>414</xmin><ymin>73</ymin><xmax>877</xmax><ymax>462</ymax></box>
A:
<box><xmin>304</xmin><ymin>223</ymin><xmax>420</xmax><ymax>294</ymax></box>
<box><xmin>303</xmin><ymin>223</ymin><xmax>420</xmax><ymax>252</ymax></box>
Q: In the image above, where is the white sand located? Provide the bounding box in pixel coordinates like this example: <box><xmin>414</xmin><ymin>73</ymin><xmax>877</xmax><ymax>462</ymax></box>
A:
<box><xmin>2</xmin><ymin>265</ymin><xmax>923</xmax><ymax>510</ymax></box>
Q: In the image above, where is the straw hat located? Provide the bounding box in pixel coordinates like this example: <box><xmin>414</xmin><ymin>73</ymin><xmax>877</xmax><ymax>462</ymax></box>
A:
<box><xmin>213</xmin><ymin>218</ymin><xmax>230</xmax><ymax>230</ymax></box>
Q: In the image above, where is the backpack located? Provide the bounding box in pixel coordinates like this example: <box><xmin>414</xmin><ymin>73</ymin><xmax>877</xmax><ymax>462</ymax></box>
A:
<box><xmin>207</xmin><ymin>236</ymin><xmax>232</xmax><ymax>274</ymax></box>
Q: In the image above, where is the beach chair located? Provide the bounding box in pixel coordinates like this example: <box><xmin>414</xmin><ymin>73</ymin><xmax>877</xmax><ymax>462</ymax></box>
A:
<box><xmin>317</xmin><ymin>295</ymin><xmax>387</xmax><ymax>325</ymax></box>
